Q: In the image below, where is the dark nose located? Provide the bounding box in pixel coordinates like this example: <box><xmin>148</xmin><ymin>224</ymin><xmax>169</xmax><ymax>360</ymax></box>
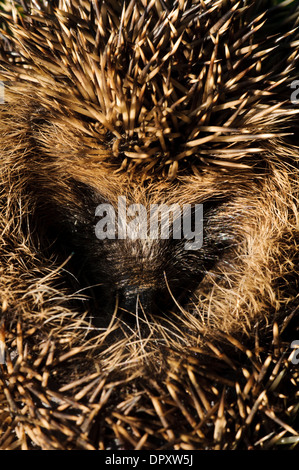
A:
<box><xmin>92</xmin><ymin>283</ymin><xmax>172</xmax><ymax>329</ymax></box>
<box><xmin>92</xmin><ymin>283</ymin><xmax>179</xmax><ymax>329</ymax></box>
<box><xmin>118</xmin><ymin>286</ymin><xmax>159</xmax><ymax>322</ymax></box>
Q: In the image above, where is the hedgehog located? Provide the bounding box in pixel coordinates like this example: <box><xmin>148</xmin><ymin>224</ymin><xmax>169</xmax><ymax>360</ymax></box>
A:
<box><xmin>0</xmin><ymin>0</ymin><xmax>298</xmax><ymax>451</ymax></box>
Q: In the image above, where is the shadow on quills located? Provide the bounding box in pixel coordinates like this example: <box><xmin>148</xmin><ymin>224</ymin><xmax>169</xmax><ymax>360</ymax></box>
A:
<box><xmin>0</xmin><ymin>0</ymin><xmax>298</xmax><ymax>450</ymax></box>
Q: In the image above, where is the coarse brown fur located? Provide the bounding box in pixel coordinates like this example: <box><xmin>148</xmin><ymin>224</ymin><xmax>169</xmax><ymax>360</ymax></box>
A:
<box><xmin>0</xmin><ymin>0</ymin><xmax>298</xmax><ymax>450</ymax></box>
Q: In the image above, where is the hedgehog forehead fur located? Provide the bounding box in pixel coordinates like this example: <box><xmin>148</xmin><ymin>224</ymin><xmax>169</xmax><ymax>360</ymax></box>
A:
<box><xmin>0</xmin><ymin>0</ymin><xmax>299</xmax><ymax>450</ymax></box>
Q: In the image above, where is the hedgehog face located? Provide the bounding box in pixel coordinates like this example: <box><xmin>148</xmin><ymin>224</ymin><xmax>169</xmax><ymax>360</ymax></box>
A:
<box><xmin>33</xmin><ymin>163</ymin><xmax>235</xmax><ymax>329</ymax></box>
<box><xmin>80</xmin><ymin>198</ymin><xmax>234</xmax><ymax>328</ymax></box>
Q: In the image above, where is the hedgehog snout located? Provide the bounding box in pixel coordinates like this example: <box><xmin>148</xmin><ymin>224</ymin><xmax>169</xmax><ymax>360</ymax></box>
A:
<box><xmin>117</xmin><ymin>285</ymin><xmax>161</xmax><ymax>318</ymax></box>
<box><xmin>91</xmin><ymin>273</ymin><xmax>176</xmax><ymax>328</ymax></box>
<box><xmin>92</xmin><ymin>250</ymin><xmax>176</xmax><ymax>326</ymax></box>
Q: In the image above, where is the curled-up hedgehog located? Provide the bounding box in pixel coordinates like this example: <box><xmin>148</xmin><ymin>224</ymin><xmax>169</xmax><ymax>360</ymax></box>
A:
<box><xmin>0</xmin><ymin>0</ymin><xmax>298</xmax><ymax>451</ymax></box>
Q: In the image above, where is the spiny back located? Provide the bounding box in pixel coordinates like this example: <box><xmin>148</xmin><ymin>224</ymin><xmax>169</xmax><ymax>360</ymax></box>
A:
<box><xmin>1</xmin><ymin>0</ymin><xmax>299</xmax><ymax>177</ymax></box>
